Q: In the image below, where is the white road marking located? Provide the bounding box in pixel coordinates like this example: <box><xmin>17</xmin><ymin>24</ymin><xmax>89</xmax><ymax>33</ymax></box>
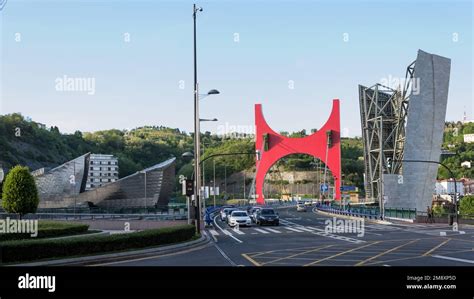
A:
<box><xmin>295</xmin><ymin>226</ymin><xmax>313</xmax><ymax>232</ymax></box>
<box><xmin>285</xmin><ymin>227</ymin><xmax>304</xmax><ymax>233</ymax></box>
<box><xmin>440</xmin><ymin>232</ymin><xmax>447</xmax><ymax>236</ymax></box>
<box><xmin>253</xmin><ymin>228</ymin><xmax>270</xmax><ymax>234</ymax></box>
<box><xmin>232</xmin><ymin>229</ymin><xmax>245</xmax><ymax>235</ymax></box>
<box><xmin>263</xmin><ymin>228</ymin><xmax>281</xmax><ymax>234</ymax></box>
<box><xmin>213</xmin><ymin>216</ymin><xmax>243</xmax><ymax>243</ymax></box>
<box><xmin>432</xmin><ymin>255</ymin><xmax>474</xmax><ymax>264</ymax></box>
<box><xmin>209</xmin><ymin>229</ymin><xmax>219</xmax><ymax>236</ymax></box>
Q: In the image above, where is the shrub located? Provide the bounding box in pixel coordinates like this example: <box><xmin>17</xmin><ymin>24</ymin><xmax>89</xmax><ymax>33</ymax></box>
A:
<box><xmin>0</xmin><ymin>221</ymin><xmax>89</xmax><ymax>242</ymax></box>
<box><xmin>1</xmin><ymin>165</ymin><xmax>39</xmax><ymax>218</ymax></box>
<box><xmin>1</xmin><ymin>224</ymin><xmax>196</xmax><ymax>263</ymax></box>
<box><xmin>460</xmin><ymin>195</ymin><xmax>474</xmax><ymax>216</ymax></box>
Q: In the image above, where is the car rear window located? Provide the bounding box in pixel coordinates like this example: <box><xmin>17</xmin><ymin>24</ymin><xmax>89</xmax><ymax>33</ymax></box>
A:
<box><xmin>232</xmin><ymin>212</ymin><xmax>247</xmax><ymax>217</ymax></box>
<box><xmin>261</xmin><ymin>209</ymin><xmax>275</xmax><ymax>215</ymax></box>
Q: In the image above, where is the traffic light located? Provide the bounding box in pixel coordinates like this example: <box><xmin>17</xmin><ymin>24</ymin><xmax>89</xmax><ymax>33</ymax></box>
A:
<box><xmin>386</xmin><ymin>158</ymin><xmax>392</xmax><ymax>171</ymax></box>
<box><xmin>185</xmin><ymin>179</ymin><xmax>194</xmax><ymax>196</ymax></box>
<box><xmin>326</xmin><ymin>130</ymin><xmax>333</xmax><ymax>147</ymax></box>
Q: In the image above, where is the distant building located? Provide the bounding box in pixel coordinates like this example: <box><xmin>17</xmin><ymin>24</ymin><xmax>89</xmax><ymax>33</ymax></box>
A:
<box><xmin>434</xmin><ymin>180</ymin><xmax>464</xmax><ymax>196</ymax></box>
<box><xmin>461</xmin><ymin>161</ymin><xmax>471</xmax><ymax>168</ymax></box>
<box><xmin>464</xmin><ymin>133</ymin><xmax>474</xmax><ymax>143</ymax></box>
<box><xmin>86</xmin><ymin>154</ymin><xmax>119</xmax><ymax>190</ymax></box>
<box><xmin>463</xmin><ymin>179</ymin><xmax>474</xmax><ymax>195</ymax></box>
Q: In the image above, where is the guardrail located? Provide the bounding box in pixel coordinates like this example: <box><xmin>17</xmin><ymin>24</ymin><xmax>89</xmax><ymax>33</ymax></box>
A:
<box><xmin>317</xmin><ymin>204</ymin><xmax>417</xmax><ymax>220</ymax></box>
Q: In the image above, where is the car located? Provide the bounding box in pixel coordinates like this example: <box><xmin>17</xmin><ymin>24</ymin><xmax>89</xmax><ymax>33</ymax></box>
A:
<box><xmin>304</xmin><ymin>201</ymin><xmax>312</xmax><ymax>207</ymax></box>
<box><xmin>249</xmin><ymin>207</ymin><xmax>262</xmax><ymax>222</ymax></box>
<box><xmin>223</xmin><ymin>208</ymin><xmax>238</xmax><ymax>222</ymax></box>
<box><xmin>296</xmin><ymin>202</ymin><xmax>307</xmax><ymax>212</ymax></box>
<box><xmin>220</xmin><ymin>208</ymin><xmax>230</xmax><ymax>221</ymax></box>
<box><xmin>255</xmin><ymin>208</ymin><xmax>279</xmax><ymax>226</ymax></box>
<box><xmin>220</xmin><ymin>208</ymin><xmax>237</xmax><ymax>221</ymax></box>
<box><xmin>227</xmin><ymin>210</ymin><xmax>252</xmax><ymax>227</ymax></box>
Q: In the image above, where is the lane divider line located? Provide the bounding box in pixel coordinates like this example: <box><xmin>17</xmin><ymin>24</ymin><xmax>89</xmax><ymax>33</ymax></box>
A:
<box><xmin>213</xmin><ymin>215</ymin><xmax>243</xmax><ymax>243</ymax></box>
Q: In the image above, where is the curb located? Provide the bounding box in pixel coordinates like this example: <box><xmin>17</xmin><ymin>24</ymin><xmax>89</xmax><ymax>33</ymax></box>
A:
<box><xmin>315</xmin><ymin>209</ymin><xmax>393</xmax><ymax>225</ymax></box>
<box><xmin>10</xmin><ymin>233</ymin><xmax>211</xmax><ymax>266</ymax></box>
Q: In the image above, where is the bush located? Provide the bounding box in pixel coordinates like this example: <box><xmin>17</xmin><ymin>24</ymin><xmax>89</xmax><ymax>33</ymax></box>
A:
<box><xmin>0</xmin><ymin>221</ymin><xmax>89</xmax><ymax>242</ymax></box>
<box><xmin>460</xmin><ymin>195</ymin><xmax>474</xmax><ymax>216</ymax></box>
<box><xmin>1</xmin><ymin>165</ymin><xmax>39</xmax><ymax>218</ymax></box>
<box><xmin>0</xmin><ymin>224</ymin><xmax>196</xmax><ymax>263</ymax></box>
<box><xmin>432</xmin><ymin>205</ymin><xmax>447</xmax><ymax>217</ymax></box>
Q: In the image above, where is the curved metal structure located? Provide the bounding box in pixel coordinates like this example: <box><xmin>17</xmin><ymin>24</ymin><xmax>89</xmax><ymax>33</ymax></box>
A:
<box><xmin>254</xmin><ymin>100</ymin><xmax>341</xmax><ymax>205</ymax></box>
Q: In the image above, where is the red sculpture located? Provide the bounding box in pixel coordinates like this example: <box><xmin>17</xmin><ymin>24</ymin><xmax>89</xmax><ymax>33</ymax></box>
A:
<box><xmin>254</xmin><ymin>99</ymin><xmax>341</xmax><ymax>205</ymax></box>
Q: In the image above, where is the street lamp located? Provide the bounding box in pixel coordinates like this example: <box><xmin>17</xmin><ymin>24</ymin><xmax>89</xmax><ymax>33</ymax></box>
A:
<box><xmin>193</xmin><ymin>3</ymin><xmax>220</xmax><ymax>235</ymax></box>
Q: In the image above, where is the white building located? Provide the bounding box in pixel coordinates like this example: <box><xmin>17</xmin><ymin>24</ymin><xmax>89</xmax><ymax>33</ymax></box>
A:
<box><xmin>86</xmin><ymin>154</ymin><xmax>119</xmax><ymax>190</ymax></box>
<box><xmin>464</xmin><ymin>133</ymin><xmax>474</xmax><ymax>143</ymax></box>
<box><xmin>434</xmin><ymin>180</ymin><xmax>464</xmax><ymax>196</ymax></box>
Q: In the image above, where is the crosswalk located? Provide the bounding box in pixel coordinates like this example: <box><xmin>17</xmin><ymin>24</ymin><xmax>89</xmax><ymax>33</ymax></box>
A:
<box><xmin>208</xmin><ymin>225</ymin><xmax>312</xmax><ymax>237</ymax></box>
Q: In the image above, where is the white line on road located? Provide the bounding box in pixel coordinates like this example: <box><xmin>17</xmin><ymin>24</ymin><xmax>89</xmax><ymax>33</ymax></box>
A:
<box><xmin>213</xmin><ymin>216</ymin><xmax>243</xmax><ymax>243</ymax></box>
<box><xmin>231</xmin><ymin>229</ymin><xmax>245</xmax><ymax>235</ymax></box>
<box><xmin>432</xmin><ymin>255</ymin><xmax>474</xmax><ymax>264</ymax></box>
<box><xmin>284</xmin><ymin>227</ymin><xmax>304</xmax><ymax>233</ymax></box>
<box><xmin>253</xmin><ymin>228</ymin><xmax>270</xmax><ymax>234</ymax></box>
<box><xmin>209</xmin><ymin>229</ymin><xmax>219</xmax><ymax>236</ymax></box>
<box><xmin>263</xmin><ymin>228</ymin><xmax>281</xmax><ymax>234</ymax></box>
<box><xmin>295</xmin><ymin>226</ymin><xmax>313</xmax><ymax>232</ymax></box>
<box><xmin>213</xmin><ymin>243</ymin><xmax>237</xmax><ymax>266</ymax></box>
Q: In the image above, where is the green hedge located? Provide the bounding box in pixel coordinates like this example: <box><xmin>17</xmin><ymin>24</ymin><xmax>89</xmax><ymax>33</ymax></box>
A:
<box><xmin>0</xmin><ymin>221</ymin><xmax>89</xmax><ymax>242</ymax></box>
<box><xmin>0</xmin><ymin>224</ymin><xmax>196</xmax><ymax>263</ymax></box>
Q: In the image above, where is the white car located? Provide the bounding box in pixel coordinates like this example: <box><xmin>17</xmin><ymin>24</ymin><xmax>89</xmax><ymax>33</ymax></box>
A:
<box><xmin>227</xmin><ymin>210</ymin><xmax>252</xmax><ymax>227</ymax></box>
<box><xmin>220</xmin><ymin>208</ymin><xmax>230</xmax><ymax>221</ymax></box>
<box><xmin>296</xmin><ymin>202</ymin><xmax>307</xmax><ymax>212</ymax></box>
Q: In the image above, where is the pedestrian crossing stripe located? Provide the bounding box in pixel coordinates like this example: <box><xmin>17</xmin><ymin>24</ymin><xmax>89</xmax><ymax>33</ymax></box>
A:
<box><xmin>232</xmin><ymin>229</ymin><xmax>245</xmax><ymax>235</ymax></box>
<box><xmin>294</xmin><ymin>226</ymin><xmax>314</xmax><ymax>232</ymax></box>
<box><xmin>284</xmin><ymin>227</ymin><xmax>304</xmax><ymax>232</ymax></box>
<box><xmin>253</xmin><ymin>228</ymin><xmax>270</xmax><ymax>234</ymax></box>
<box><xmin>264</xmin><ymin>228</ymin><xmax>281</xmax><ymax>233</ymax></box>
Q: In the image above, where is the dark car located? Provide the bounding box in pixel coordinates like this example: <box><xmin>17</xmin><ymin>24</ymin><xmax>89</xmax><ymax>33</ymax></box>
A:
<box><xmin>255</xmin><ymin>208</ymin><xmax>279</xmax><ymax>226</ymax></box>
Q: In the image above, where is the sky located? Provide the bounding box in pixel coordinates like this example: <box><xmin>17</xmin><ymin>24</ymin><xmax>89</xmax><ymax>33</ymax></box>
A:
<box><xmin>0</xmin><ymin>0</ymin><xmax>472</xmax><ymax>137</ymax></box>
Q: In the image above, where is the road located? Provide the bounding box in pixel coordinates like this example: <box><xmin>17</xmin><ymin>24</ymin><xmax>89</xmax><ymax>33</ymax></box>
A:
<box><xmin>89</xmin><ymin>206</ymin><xmax>474</xmax><ymax>266</ymax></box>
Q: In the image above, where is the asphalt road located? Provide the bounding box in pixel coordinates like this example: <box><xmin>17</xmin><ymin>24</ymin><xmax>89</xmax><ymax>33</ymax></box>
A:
<box><xmin>89</xmin><ymin>206</ymin><xmax>474</xmax><ymax>266</ymax></box>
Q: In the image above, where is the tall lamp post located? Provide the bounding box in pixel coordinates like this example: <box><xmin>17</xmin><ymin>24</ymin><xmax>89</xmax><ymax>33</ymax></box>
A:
<box><xmin>193</xmin><ymin>3</ymin><xmax>220</xmax><ymax>234</ymax></box>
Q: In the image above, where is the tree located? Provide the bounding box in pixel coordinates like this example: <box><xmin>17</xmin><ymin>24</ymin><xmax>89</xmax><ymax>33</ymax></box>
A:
<box><xmin>459</xmin><ymin>195</ymin><xmax>474</xmax><ymax>216</ymax></box>
<box><xmin>1</xmin><ymin>165</ymin><xmax>39</xmax><ymax>218</ymax></box>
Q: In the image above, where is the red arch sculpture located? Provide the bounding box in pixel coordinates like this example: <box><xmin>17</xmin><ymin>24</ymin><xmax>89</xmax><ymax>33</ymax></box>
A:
<box><xmin>254</xmin><ymin>99</ymin><xmax>341</xmax><ymax>205</ymax></box>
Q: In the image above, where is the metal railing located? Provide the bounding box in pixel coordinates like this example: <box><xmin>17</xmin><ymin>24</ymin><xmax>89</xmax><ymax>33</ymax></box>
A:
<box><xmin>317</xmin><ymin>204</ymin><xmax>417</xmax><ymax>220</ymax></box>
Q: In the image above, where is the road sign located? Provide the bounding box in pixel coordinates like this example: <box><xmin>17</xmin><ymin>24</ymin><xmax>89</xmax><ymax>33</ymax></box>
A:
<box><xmin>340</xmin><ymin>186</ymin><xmax>357</xmax><ymax>192</ymax></box>
<box><xmin>0</xmin><ymin>167</ymin><xmax>4</xmax><ymax>183</ymax></box>
<box><xmin>320</xmin><ymin>184</ymin><xmax>328</xmax><ymax>192</ymax></box>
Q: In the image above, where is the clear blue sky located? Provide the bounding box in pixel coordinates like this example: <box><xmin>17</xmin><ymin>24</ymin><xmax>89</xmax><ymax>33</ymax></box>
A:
<box><xmin>1</xmin><ymin>0</ymin><xmax>472</xmax><ymax>137</ymax></box>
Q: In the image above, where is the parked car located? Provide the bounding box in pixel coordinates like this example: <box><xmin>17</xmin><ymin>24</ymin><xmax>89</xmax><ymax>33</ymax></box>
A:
<box><xmin>227</xmin><ymin>210</ymin><xmax>252</xmax><ymax>227</ymax></box>
<box><xmin>250</xmin><ymin>207</ymin><xmax>262</xmax><ymax>222</ymax></box>
<box><xmin>296</xmin><ymin>202</ymin><xmax>307</xmax><ymax>212</ymax></box>
<box><xmin>255</xmin><ymin>208</ymin><xmax>279</xmax><ymax>226</ymax></box>
<box><xmin>304</xmin><ymin>201</ymin><xmax>312</xmax><ymax>207</ymax></box>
